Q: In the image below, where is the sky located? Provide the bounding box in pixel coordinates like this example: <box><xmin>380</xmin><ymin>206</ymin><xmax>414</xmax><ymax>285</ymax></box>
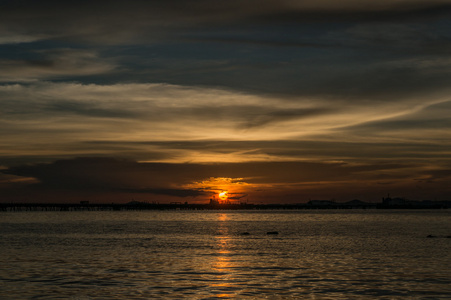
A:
<box><xmin>1</xmin><ymin>0</ymin><xmax>451</xmax><ymax>204</ymax></box>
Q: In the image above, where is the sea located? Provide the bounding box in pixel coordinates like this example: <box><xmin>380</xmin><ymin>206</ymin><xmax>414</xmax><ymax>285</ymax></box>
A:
<box><xmin>0</xmin><ymin>209</ymin><xmax>450</xmax><ymax>299</ymax></box>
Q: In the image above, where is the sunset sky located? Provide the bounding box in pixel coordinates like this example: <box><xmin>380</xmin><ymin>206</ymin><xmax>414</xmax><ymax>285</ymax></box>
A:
<box><xmin>1</xmin><ymin>0</ymin><xmax>451</xmax><ymax>203</ymax></box>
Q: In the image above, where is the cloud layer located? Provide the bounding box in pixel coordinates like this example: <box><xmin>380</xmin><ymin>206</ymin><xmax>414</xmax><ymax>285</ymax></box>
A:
<box><xmin>1</xmin><ymin>82</ymin><xmax>449</xmax><ymax>165</ymax></box>
<box><xmin>2</xmin><ymin>157</ymin><xmax>450</xmax><ymax>203</ymax></box>
<box><xmin>1</xmin><ymin>1</ymin><xmax>450</xmax><ymax>202</ymax></box>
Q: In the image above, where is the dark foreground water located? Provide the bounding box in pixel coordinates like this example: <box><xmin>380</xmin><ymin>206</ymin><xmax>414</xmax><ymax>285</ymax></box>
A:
<box><xmin>0</xmin><ymin>210</ymin><xmax>450</xmax><ymax>299</ymax></box>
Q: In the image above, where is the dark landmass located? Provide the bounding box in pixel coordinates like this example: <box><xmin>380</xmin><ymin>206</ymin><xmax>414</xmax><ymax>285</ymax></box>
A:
<box><xmin>1</xmin><ymin>197</ymin><xmax>450</xmax><ymax>211</ymax></box>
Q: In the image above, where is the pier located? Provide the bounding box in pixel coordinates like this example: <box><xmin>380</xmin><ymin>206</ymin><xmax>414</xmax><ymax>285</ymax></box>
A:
<box><xmin>1</xmin><ymin>198</ymin><xmax>450</xmax><ymax>212</ymax></box>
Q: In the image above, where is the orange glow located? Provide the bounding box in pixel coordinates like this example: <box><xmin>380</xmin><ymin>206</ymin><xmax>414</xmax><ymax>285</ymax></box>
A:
<box><xmin>218</xmin><ymin>191</ymin><xmax>228</xmax><ymax>201</ymax></box>
<box><xmin>182</xmin><ymin>177</ymin><xmax>257</xmax><ymax>203</ymax></box>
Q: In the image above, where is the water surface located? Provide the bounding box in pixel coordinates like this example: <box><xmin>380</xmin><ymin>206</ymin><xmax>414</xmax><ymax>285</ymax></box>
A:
<box><xmin>1</xmin><ymin>210</ymin><xmax>450</xmax><ymax>299</ymax></box>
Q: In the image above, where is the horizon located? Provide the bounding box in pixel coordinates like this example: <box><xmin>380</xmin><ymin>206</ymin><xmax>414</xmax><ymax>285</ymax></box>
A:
<box><xmin>1</xmin><ymin>1</ymin><xmax>451</xmax><ymax>204</ymax></box>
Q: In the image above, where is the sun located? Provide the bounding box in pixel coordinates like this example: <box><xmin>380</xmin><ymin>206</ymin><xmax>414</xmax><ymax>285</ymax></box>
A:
<box><xmin>218</xmin><ymin>191</ymin><xmax>228</xmax><ymax>201</ymax></box>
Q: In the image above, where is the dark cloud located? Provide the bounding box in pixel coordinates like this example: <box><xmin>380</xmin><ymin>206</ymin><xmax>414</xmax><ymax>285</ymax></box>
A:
<box><xmin>2</xmin><ymin>0</ymin><xmax>450</xmax><ymax>52</ymax></box>
<box><xmin>186</xmin><ymin>37</ymin><xmax>335</xmax><ymax>49</ymax></box>
<box><xmin>0</xmin><ymin>48</ymin><xmax>115</xmax><ymax>81</ymax></box>
<box><xmin>47</xmin><ymin>101</ymin><xmax>137</xmax><ymax>119</ymax></box>
<box><xmin>421</xmin><ymin>169</ymin><xmax>451</xmax><ymax>181</ymax></box>
<box><xmin>239</xmin><ymin>107</ymin><xmax>334</xmax><ymax>129</ymax></box>
<box><xmin>2</xmin><ymin>0</ymin><xmax>450</xmax><ymax>98</ymax></box>
<box><xmin>0</xmin><ymin>156</ymin><xmax>414</xmax><ymax>188</ymax></box>
<box><xmin>253</xmin><ymin>3</ymin><xmax>451</xmax><ymax>24</ymax></box>
<box><xmin>3</xmin><ymin>1</ymin><xmax>451</xmax><ymax>31</ymax></box>
<box><xmin>4</xmin><ymin>157</ymin><xmax>449</xmax><ymax>202</ymax></box>
<box><xmin>119</xmin><ymin>188</ymin><xmax>205</xmax><ymax>197</ymax></box>
<box><xmin>100</xmin><ymin>39</ymin><xmax>451</xmax><ymax>99</ymax></box>
<box><xmin>1</xmin><ymin>157</ymin><xmax>206</xmax><ymax>197</ymax></box>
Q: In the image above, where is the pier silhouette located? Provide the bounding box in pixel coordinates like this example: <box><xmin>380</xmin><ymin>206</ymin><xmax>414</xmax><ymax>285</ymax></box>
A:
<box><xmin>1</xmin><ymin>198</ymin><xmax>450</xmax><ymax>212</ymax></box>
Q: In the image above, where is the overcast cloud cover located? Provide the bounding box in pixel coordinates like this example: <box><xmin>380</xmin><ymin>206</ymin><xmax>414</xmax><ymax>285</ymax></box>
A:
<box><xmin>1</xmin><ymin>0</ymin><xmax>451</xmax><ymax>203</ymax></box>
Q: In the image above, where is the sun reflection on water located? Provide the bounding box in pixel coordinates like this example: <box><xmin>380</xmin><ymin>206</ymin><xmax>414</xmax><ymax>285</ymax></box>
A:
<box><xmin>210</xmin><ymin>213</ymin><xmax>238</xmax><ymax>298</ymax></box>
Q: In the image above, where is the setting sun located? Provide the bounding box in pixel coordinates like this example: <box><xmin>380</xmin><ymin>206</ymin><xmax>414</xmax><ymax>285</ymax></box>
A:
<box><xmin>218</xmin><ymin>191</ymin><xmax>228</xmax><ymax>201</ymax></box>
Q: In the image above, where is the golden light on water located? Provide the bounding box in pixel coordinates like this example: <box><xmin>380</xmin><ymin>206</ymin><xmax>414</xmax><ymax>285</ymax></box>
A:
<box><xmin>211</xmin><ymin>213</ymin><xmax>236</xmax><ymax>298</ymax></box>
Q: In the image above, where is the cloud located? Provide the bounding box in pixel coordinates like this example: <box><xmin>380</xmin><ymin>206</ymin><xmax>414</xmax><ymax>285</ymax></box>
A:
<box><xmin>101</xmin><ymin>34</ymin><xmax>451</xmax><ymax>99</ymax></box>
<box><xmin>1</xmin><ymin>157</ymin><xmax>206</xmax><ymax>197</ymax></box>
<box><xmin>1</xmin><ymin>0</ymin><xmax>450</xmax><ymax>45</ymax></box>
<box><xmin>344</xmin><ymin>23</ymin><xmax>451</xmax><ymax>55</ymax></box>
<box><xmin>0</xmin><ymin>49</ymin><xmax>115</xmax><ymax>82</ymax></box>
<box><xmin>2</xmin><ymin>157</ymin><xmax>450</xmax><ymax>202</ymax></box>
<box><xmin>339</xmin><ymin>100</ymin><xmax>451</xmax><ymax>144</ymax></box>
<box><xmin>0</xmin><ymin>157</ymin><xmax>415</xmax><ymax>186</ymax></box>
<box><xmin>1</xmin><ymin>1</ymin><xmax>450</xmax><ymax>203</ymax></box>
<box><xmin>1</xmin><ymin>81</ymin><xmax>450</xmax><ymax>167</ymax></box>
<box><xmin>0</xmin><ymin>172</ymin><xmax>38</xmax><ymax>188</ymax></box>
<box><xmin>1</xmin><ymin>0</ymin><xmax>450</xmax><ymax>99</ymax></box>
<box><xmin>252</xmin><ymin>2</ymin><xmax>451</xmax><ymax>24</ymax></box>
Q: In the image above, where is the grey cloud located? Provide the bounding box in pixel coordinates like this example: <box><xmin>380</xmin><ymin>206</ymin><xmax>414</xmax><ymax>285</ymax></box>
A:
<box><xmin>344</xmin><ymin>117</ymin><xmax>451</xmax><ymax>132</ymax></box>
<box><xmin>1</xmin><ymin>1</ymin><xmax>450</xmax><ymax>45</ymax></box>
<box><xmin>1</xmin><ymin>1</ymin><xmax>450</xmax><ymax>100</ymax></box>
<box><xmin>47</xmin><ymin>101</ymin><xmax>138</xmax><ymax>119</ymax></box>
<box><xmin>144</xmin><ymin>105</ymin><xmax>335</xmax><ymax>129</ymax></box>
<box><xmin>82</xmin><ymin>139</ymin><xmax>451</xmax><ymax>163</ymax></box>
<box><xmin>0</xmin><ymin>83</ymin><xmax>334</xmax><ymax>127</ymax></box>
<box><xmin>111</xmin><ymin>43</ymin><xmax>451</xmax><ymax>100</ymax></box>
<box><xmin>186</xmin><ymin>37</ymin><xmax>335</xmax><ymax>49</ymax></box>
<box><xmin>0</xmin><ymin>95</ymin><xmax>136</xmax><ymax>120</ymax></box>
<box><xmin>253</xmin><ymin>3</ymin><xmax>451</xmax><ymax>24</ymax></box>
<box><xmin>304</xmin><ymin>60</ymin><xmax>451</xmax><ymax>101</ymax></box>
<box><xmin>341</xmin><ymin>23</ymin><xmax>451</xmax><ymax>56</ymax></box>
<box><xmin>341</xmin><ymin>100</ymin><xmax>451</xmax><ymax>133</ymax></box>
<box><xmin>0</xmin><ymin>49</ymin><xmax>115</xmax><ymax>81</ymax></box>
<box><xmin>239</xmin><ymin>107</ymin><xmax>333</xmax><ymax>129</ymax></box>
